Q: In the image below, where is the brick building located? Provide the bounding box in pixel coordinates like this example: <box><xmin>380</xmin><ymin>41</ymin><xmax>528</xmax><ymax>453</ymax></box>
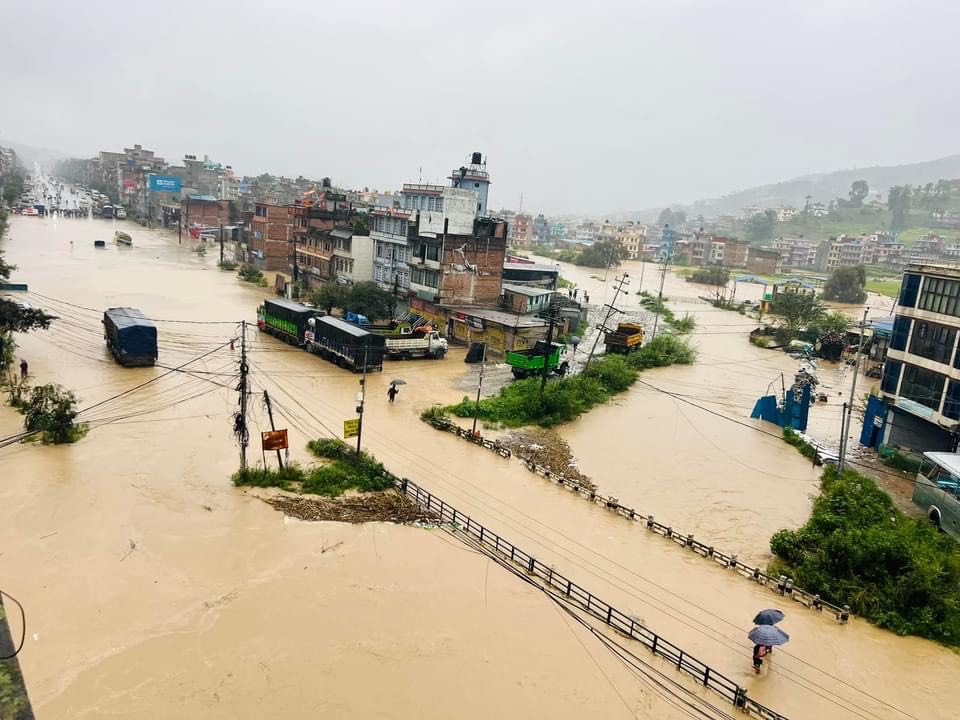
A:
<box><xmin>746</xmin><ymin>246</ymin><xmax>782</xmax><ymax>275</ymax></box>
<box><xmin>294</xmin><ymin>191</ymin><xmax>352</xmax><ymax>285</ymax></box>
<box><xmin>182</xmin><ymin>195</ymin><xmax>232</xmax><ymax>229</ymax></box>
<box><xmin>251</xmin><ymin>202</ymin><xmax>297</xmax><ymax>271</ymax></box>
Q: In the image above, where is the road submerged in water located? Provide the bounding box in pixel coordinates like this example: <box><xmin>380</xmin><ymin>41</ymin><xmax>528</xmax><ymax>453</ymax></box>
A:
<box><xmin>1</xmin><ymin>207</ymin><xmax>956</xmax><ymax>719</ymax></box>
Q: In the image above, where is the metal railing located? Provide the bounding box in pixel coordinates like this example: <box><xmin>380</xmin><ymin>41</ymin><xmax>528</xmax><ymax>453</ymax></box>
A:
<box><xmin>395</xmin><ymin>476</ymin><xmax>788</xmax><ymax>720</ymax></box>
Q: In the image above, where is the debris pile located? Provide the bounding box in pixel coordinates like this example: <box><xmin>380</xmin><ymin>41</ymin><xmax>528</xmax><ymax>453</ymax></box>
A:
<box><xmin>501</xmin><ymin>428</ymin><xmax>596</xmax><ymax>491</ymax></box>
<box><xmin>265</xmin><ymin>490</ymin><xmax>436</xmax><ymax>524</ymax></box>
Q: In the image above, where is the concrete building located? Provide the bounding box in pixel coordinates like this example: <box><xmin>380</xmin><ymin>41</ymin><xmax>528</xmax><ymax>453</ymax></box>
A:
<box><xmin>218</xmin><ymin>171</ymin><xmax>241</xmax><ymax>201</ymax></box>
<box><xmin>370</xmin><ymin>206</ymin><xmax>413</xmax><ymax>293</ymax></box>
<box><xmin>746</xmin><ymin>246</ymin><xmax>782</xmax><ymax>274</ymax></box>
<box><xmin>510</xmin><ymin>213</ymin><xmax>533</xmax><ymax>246</ymax></box>
<box><xmin>500</xmin><ymin>284</ymin><xmax>556</xmax><ymax>314</ymax></box>
<box><xmin>879</xmin><ymin>263</ymin><xmax>960</xmax><ymax>450</ymax></box>
<box><xmin>533</xmin><ymin>214</ymin><xmax>550</xmax><ymax>244</ymax></box>
<box><xmin>449</xmin><ymin>152</ymin><xmax>491</xmax><ymax>216</ymax></box>
<box><xmin>295</xmin><ymin>190</ymin><xmax>352</xmax><ymax>285</ymax></box>
<box><xmin>616</xmin><ymin>223</ymin><xmax>647</xmax><ymax>260</ymax></box>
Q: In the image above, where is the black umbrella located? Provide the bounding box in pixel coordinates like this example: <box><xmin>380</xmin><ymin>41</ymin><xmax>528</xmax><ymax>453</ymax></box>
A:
<box><xmin>390</xmin><ymin>379</ymin><xmax>407</xmax><ymax>386</ymax></box>
<box><xmin>748</xmin><ymin>625</ymin><xmax>790</xmax><ymax>646</ymax></box>
<box><xmin>753</xmin><ymin>609</ymin><xmax>785</xmax><ymax>626</ymax></box>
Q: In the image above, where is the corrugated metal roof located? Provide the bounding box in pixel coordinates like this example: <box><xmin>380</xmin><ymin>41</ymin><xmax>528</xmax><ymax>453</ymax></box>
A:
<box><xmin>502</xmin><ymin>283</ymin><xmax>555</xmax><ymax>298</ymax></box>
<box><xmin>503</xmin><ymin>262</ymin><xmax>560</xmax><ymax>273</ymax></box>
<box><xmin>331</xmin><ymin>228</ymin><xmax>354</xmax><ymax>240</ymax></box>
<box><xmin>186</xmin><ymin>194</ymin><xmax>218</xmax><ymax>202</ymax></box>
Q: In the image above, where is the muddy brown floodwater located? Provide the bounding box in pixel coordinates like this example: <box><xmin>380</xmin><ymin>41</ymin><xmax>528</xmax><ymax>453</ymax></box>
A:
<box><xmin>1</xmin><ymin>210</ymin><xmax>958</xmax><ymax>719</ymax></box>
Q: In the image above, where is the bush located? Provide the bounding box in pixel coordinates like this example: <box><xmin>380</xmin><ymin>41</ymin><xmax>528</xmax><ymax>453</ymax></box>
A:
<box><xmin>23</xmin><ymin>383</ymin><xmax>87</xmax><ymax>443</ymax></box>
<box><xmin>782</xmin><ymin>427</ymin><xmax>816</xmax><ymax>460</ymax></box>
<box><xmin>627</xmin><ymin>334</ymin><xmax>696</xmax><ymax>370</ymax></box>
<box><xmin>238</xmin><ymin>263</ymin><xmax>264</xmax><ymax>283</ymax></box>
<box><xmin>218</xmin><ymin>260</ymin><xmax>238</xmax><ymax>271</ymax></box>
<box><xmin>878</xmin><ymin>446</ymin><xmax>927</xmax><ymax>475</ymax></box>
<box><xmin>232</xmin><ymin>463</ymin><xmax>306</xmax><ymax>489</ymax></box>
<box><xmin>751</xmin><ymin>336</ymin><xmax>772</xmax><ymax>348</ymax></box>
<box><xmin>670</xmin><ymin>314</ymin><xmax>696</xmax><ymax>334</ymax></box>
<box><xmin>582</xmin><ymin>354</ymin><xmax>637</xmax><ymax>392</ymax></box>
<box><xmin>769</xmin><ymin>465</ymin><xmax>960</xmax><ymax>645</ymax></box>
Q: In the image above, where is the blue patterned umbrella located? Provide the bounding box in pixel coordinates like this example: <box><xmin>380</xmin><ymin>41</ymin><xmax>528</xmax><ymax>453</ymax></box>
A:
<box><xmin>752</xmin><ymin>609</ymin><xmax>785</xmax><ymax>626</ymax></box>
<box><xmin>748</xmin><ymin>625</ymin><xmax>790</xmax><ymax>646</ymax></box>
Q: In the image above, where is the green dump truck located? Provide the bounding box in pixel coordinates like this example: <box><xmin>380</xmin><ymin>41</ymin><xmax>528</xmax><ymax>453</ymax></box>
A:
<box><xmin>505</xmin><ymin>341</ymin><xmax>569</xmax><ymax>379</ymax></box>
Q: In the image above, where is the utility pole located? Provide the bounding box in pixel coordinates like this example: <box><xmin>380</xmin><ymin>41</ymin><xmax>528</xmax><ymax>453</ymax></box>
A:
<box><xmin>540</xmin><ymin>303</ymin><xmax>559</xmax><ymax>396</ymax></box>
<box><xmin>472</xmin><ymin>343</ymin><xmax>487</xmax><ymax>436</ymax></box>
<box><xmin>651</xmin><ymin>251</ymin><xmax>669</xmax><ymax>341</ymax></box>
<box><xmin>356</xmin><ymin>344</ymin><xmax>369</xmax><ymax>454</ymax></box>
<box><xmin>238</xmin><ymin>320</ymin><xmax>249</xmax><ymax>471</ymax></box>
<box><xmin>584</xmin><ymin>272</ymin><xmax>630</xmax><ymax>372</ymax></box>
<box><xmin>838</xmin><ymin>307</ymin><xmax>869</xmax><ymax>474</ymax></box>
<box><xmin>263</xmin><ymin>389</ymin><xmax>284</xmax><ymax>469</ymax></box>
<box><xmin>219</xmin><ymin>223</ymin><xmax>224</xmax><ymax>264</ymax></box>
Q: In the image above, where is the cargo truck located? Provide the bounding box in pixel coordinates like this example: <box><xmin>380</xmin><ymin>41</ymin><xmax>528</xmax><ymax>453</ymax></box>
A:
<box><xmin>103</xmin><ymin>307</ymin><xmax>158</xmax><ymax>367</ymax></box>
<box><xmin>257</xmin><ymin>298</ymin><xmax>319</xmax><ymax>346</ymax></box>
<box><xmin>505</xmin><ymin>341</ymin><xmax>568</xmax><ymax>379</ymax></box>
<box><xmin>380</xmin><ymin>325</ymin><xmax>448</xmax><ymax>359</ymax></box>
<box><xmin>306</xmin><ymin>315</ymin><xmax>385</xmax><ymax>372</ymax></box>
<box><xmin>604</xmin><ymin>322</ymin><xmax>644</xmax><ymax>354</ymax></box>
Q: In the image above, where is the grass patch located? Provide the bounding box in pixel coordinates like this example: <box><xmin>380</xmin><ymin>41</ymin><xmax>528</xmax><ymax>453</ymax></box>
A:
<box><xmin>231</xmin><ymin>439</ymin><xmax>395</xmax><ymax>497</ymax></box>
<box><xmin>864</xmin><ymin>279</ymin><xmax>902</xmax><ymax>299</ymax></box>
<box><xmin>769</xmin><ymin>465</ymin><xmax>960</xmax><ymax>645</ymax></box>
<box><xmin>782</xmin><ymin>426</ymin><xmax>817</xmax><ymax>461</ymax></box>
<box><xmin>446</xmin><ymin>338</ymin><xmax>696</xmax><ymax>428</ymax></box>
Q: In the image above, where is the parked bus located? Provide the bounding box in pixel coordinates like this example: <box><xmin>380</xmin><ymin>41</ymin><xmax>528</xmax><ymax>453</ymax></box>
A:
<box><xmin>914</xmin><ymin>452</ymin><xmax>960</xmax><ymax>541</ymax></box>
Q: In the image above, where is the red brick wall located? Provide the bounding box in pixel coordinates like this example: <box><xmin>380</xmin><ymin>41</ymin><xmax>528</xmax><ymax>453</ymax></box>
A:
<box><xmin>438</xmin><ymin>236</ymin><xmax>505</xmax><ymax>306</ymax></box>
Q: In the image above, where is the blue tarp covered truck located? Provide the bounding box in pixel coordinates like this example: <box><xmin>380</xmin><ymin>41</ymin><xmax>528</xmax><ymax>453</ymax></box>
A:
<box><xmin>103</xmin><ymin>307</ymin><xmax>158</xmax><ymax>367</ymax></box>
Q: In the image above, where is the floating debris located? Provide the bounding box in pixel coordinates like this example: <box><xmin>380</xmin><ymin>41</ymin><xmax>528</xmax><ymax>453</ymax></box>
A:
<box><xmin>264</xmin><ymin>491</ymin><xmax>435</xmax><ymax>524</ymax></box>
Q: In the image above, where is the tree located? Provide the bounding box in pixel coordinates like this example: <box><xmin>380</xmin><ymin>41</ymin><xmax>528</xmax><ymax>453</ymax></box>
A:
<box><xmin>657</xmin><ymin>208</ymin><xmax>674</xmax><ymax>226</ymax></box>
<box><xmin>672</xmin><ymin>210</ymin><xmax>687</xmax><ymax>225</ymax></box>
<box><xmin>744</xmin><ymin>209</ymin><xmax>777</xmax><ymax>243</ymax></box>
<box><xmin>823</xmin><ymin>266</ymin><xmax>867</xmax><ymax>304</ymax></box>
<box><xmin>809</xmin><ymin>310</ymin><xmax>852</xmax><ymax>337</ymax></box>
<box><xmin>888</xmin><ymin>185</ymin><xmax>912</xmax><ymax>232</ymax></box>
<box><xmin>849</xmin><ymin>180</ymin><xmax>869</xmax><ymax>208</ymax></box>
<box><xmin>23</xmin><ymin>383</ymin><xmax>85</xmax><ymax>444</ymax></box>
<box><xmin>769</xmin><ymin>292</ymin><xmax>826</xmax><ymax>343</ymax></box>
<box><xmin>688</xmin><ymin>266</ymin><xmax>730</xmax><ymax>301</ymax></box>
<box><xmin>574</xmin><ymin>239</ymin><xmax>629</xmax><ymax>268</ymax></box>
<box><xmin>308</xmin><ymin>283</ymin><xmax>350</xmax><ymax>315</ymax></box>
<box><xmin>0</xmin><ymin>250</ymin><xmax>55</xmax><ymax>370</ymax></box>
<box><xmin>347</xmin><ymin>281</ymin><xmax>396</xmax><ymax>321</ymax></box>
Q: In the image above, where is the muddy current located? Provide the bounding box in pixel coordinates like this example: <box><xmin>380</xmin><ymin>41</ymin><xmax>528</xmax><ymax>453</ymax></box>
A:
<box><xmin>1</xmin><ymin>208</ymin><xmax>955</xmax><ymax>719</ymax></box>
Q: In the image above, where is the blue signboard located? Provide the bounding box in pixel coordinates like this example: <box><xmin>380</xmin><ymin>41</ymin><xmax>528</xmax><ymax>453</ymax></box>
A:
<box><xmin>149</xmin><ymin>175</ymin><xmax>182</xmax><ymax>193</ymax></box>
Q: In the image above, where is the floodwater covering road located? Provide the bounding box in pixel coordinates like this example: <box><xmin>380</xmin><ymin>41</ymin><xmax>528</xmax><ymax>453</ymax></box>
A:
<box><xmin>1</xmin><ymin>209</ymin><xmax>957</xmax><ymax>719</ymax></box>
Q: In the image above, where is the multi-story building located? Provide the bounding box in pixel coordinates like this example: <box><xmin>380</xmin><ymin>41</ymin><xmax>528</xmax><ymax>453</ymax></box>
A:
<box><xmin>251</xmin><ymin>202</ymin><xmax>298</xmax><ymax>271</ymax></box>
<box><xmin>746</xmin><ymin>246</ymin><xmax>782</xmax><ymax>275</ymax></box>
<box><xmin>533</xmin><ymin>214</ymin><xmax>550</xmax><ymax>244</ymax></box>
<box><xmin>370</xmin><ymin>206</ymin><xmax>413</xmax><ymax>293</ymax></box>
<box><xmin>879</xmin><ymin>263</ymin><xmax>960</xmax><ymax>450</ymax></box>
<box><xmin>775</xmin><ymin>206</ymin><xmax>797</xmax><ymax>222</ymax></box>
<box><xmin>295</xmin><ymin>190</ymin><xmax>352</xmax><ymax>285</ymax></box>
<box><xmin>449</xmin><ymin>152</ymin><xmax>491</xmax><ymax>216</ymax></box>
<box><xmin>218</xmin><ymin>170</ymin><xmax>241</xmax><ymax>201</ymax></box>
<box><xmin>510</xmin><ymin>213</ymin><xmax>533</xmax><ymax>246</ymax></box>
<box><xmin>617</xmin><ymin>223</ymin><xmax>646</xmax><ymax>260</ymax></box>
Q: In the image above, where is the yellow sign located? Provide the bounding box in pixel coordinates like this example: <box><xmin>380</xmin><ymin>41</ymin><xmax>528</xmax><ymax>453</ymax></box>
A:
<box><xmin>343</xmin><ymin>418</ymin><xmax>360</xmax><ymax>439</ymax></box>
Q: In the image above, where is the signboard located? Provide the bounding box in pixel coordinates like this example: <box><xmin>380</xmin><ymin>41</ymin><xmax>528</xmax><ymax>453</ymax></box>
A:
<box><xmin>124</xmin><ymin>178</ymin><xmax>137</xmax><ymax>189</ymax></box>
<box><xmin>149</xmin><ymin>175</ymin><xmax>182</xmax><ymax>193</ymax></box>
<box><xmin>343</xmin><ymin>419</ymin><xmax>360</xmax><ymax>439</ymax></box>
<box><xmin>261</xmin><ymin>429</ymin><xmax>289</xmax><ymax>451</ymax></box>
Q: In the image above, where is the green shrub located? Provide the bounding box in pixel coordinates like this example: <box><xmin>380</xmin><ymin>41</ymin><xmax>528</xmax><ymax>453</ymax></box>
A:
<box><xmin>238</xmin><ymin>263</ymin><xmax>264</xmax><ymax>283</ymax></box>
<box><xmin>670</xmin><ymin>314</ymin><xmax>696</xmax><ymax>334</ymax></box>
<box><xmin>751</xmin><ymin>335</ymin><xmax>772</xmax><ymax>348</ymax></box>
<box><xmin>879</xmin><ymin>447</ymin><xmax>926</xmax><ymax>475</ymax></box>
<box><xmin>769</xmin><ymin>466</ymin><xmax>960</xmax><ymax>645</ymax></box>
<box><xmin>218</xmin><ymin>260</ymin><xmax>238</xmax><ymax>271</ymax></box>
<box><xmin>782</xmin><ymin>426</ymin><xmax>816</xmax><ymax>460</ymax></box>
<box><xmin>627</xmin><ymin>334</ymin><xmax>696</xmax><ymax>370</ymax></box>
<box><xmin>22</xmin><ymin>383</ymin><xmax>87</xmax><ymax>444</ymax></box>
<box><xmin>232</xmin><ymin>464</ymin><xmax>306</xmax><ymax>489</ymax></box>
<box><xmin>582</xmin><ymin>354</ymin><xmax>637</xmax><ymax>392</ymax></box>
<box><xmin>307</xmin><ymin>437</ymin><xmax>350</xmax><ymax>460</ymax></box>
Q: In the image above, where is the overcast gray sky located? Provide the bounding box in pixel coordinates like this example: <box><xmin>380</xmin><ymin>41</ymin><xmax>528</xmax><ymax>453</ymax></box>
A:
<box><xmin>3</xmin><ymin>0</ymin><xmax>959</xmax><ymax>215</ymax></box>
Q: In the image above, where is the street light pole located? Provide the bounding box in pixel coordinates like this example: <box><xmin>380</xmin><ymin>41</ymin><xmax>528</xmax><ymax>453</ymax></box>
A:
<box><xmin>356</xmin><ymin>344</ymin><xmax>369</xmax><ymax>455</ymax></box>
<box><xmin>472</xmin><ymin>343</ymin><xmax>487</xmax><ymax>436</ymax></box>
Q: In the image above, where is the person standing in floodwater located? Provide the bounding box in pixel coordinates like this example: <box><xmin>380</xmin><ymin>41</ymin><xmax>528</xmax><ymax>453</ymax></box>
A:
<box><xmin>752</xmin><ymin>644</ymin><xmax>766</xmax><ymax>673</ymax></box>
<box><xmin>387</xmin><ymin>385</ymin><xmax>399</xmax><ymax>403</ymax></box>
<box><xmin>20</xmin><ymin>358</ymin><xmax>28</xmax><ymax>379</ymax></box>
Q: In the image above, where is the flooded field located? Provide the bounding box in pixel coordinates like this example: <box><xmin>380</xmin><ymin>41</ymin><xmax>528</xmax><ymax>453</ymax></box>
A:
<box><xmin>2</xmin><ymin>212</ymin><xmax>958</xmax><ymax>719</ymax></box>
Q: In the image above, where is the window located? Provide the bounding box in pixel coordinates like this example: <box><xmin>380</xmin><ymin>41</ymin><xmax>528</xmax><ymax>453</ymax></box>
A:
<box><xmin>945</xmin><ymin>381</ymin><xmax>960</xmax><ymax>421</ymax></box>
<box><xmin>899</xmin><ymin>364</ymin><xmax>946</xmax><ymax>410</ymax></box>
<box><xmin>418</xmin><ymin>244</ymin><xmax>440</xmax><ymax>262</ymax></box>
<box><xmin>411</xmin><ymin>267</ymin><xmax>439</xmax><ymax>288</ymax></box>
<box><xmin>374</xmin><ymin>266</ymin><xmax>383</xmax><ymax>282</ymax></box>
<box><xmin>395</xmin><ymin>247</ymin><xmax>406</xmax><ymax>263</ymax></box>
<box><xmin>890</xmin><ymin>317</ymin><xmax>911</xmax><ymax>351</ymax></box>
<box><xmin>918</xmin><ymin>276</ymin><xmax>960</xmax><ymax>317</ymax></box>
<box><xmin>255</xmin><ymin>206</ymin><xmax>266</xmax><ymax>217</ymax></box>
<box><xmin>909</xmin><ymin>321</ymin><xmax>956</xmax><ymax>365</ymax></box>
<box><xmin>474</xmin><ymin>182</ymin><xmax>479</xmax><ymax>188</ymax></box>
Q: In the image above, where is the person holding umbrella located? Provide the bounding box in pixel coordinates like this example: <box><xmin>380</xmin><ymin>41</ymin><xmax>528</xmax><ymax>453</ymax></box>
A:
<box><xmin>387</xmin><ymin>378</ymin><xmax>406</xmax><ymax>403</ymax></box>
<box><xmin>747</xmin><ymin>621</ymin><xmax>789</xmax><ymax>674</ymax></box>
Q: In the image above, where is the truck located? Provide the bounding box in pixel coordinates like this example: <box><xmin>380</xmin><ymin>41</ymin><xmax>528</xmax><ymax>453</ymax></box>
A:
<box><xmin>506</xmin><ymin>341</ymin><xmax>569</xmax><ymax>379</ymax></box>
<box><xmin>306</xmin><ymin>315</ymin><xmax>386</xmax><ymax>372</ymax></box>
<box><xmin>257</xmin><ymin>298</ymin><xmax>319</xmax><ymax>346</ymax></box>
<box><xmin>604</xmin><ymin>322</ymin><xmax>644</xmax><ymax>355</ymax></box>
<box><xmin>382</xmin><ymin>327</ymin><xmax>448</xmax><ymax>359</ymax></box>
<box><xmin>345</xmin><ymin>313</ymin><xmax>448</xmax><ymax>360</ymax></box>
<box><xmin>103</xmin><ymin>307</ymin><xmax>158</xmax><ymax>367</ymax></box>
<box><xmin>913</xmin><ymin>452</ymin><xmax>960</xmax><ymax>542</ymax></box>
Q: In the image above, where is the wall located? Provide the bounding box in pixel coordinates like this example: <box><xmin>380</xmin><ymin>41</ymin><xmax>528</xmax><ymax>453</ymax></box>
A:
<box><xmin>417</xmin><ymin>188</ymin><xmax>479</xmax><ymax>237</ymax></box>
<box><xmin>438</xmin><ymin>235</ymin><xmax>506</xmax><ymax>306</ymax></box>
<box><xmin>350</xmin><ymin>235</ymin><xmax>375</xmax><ymax>283</ymax></box>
